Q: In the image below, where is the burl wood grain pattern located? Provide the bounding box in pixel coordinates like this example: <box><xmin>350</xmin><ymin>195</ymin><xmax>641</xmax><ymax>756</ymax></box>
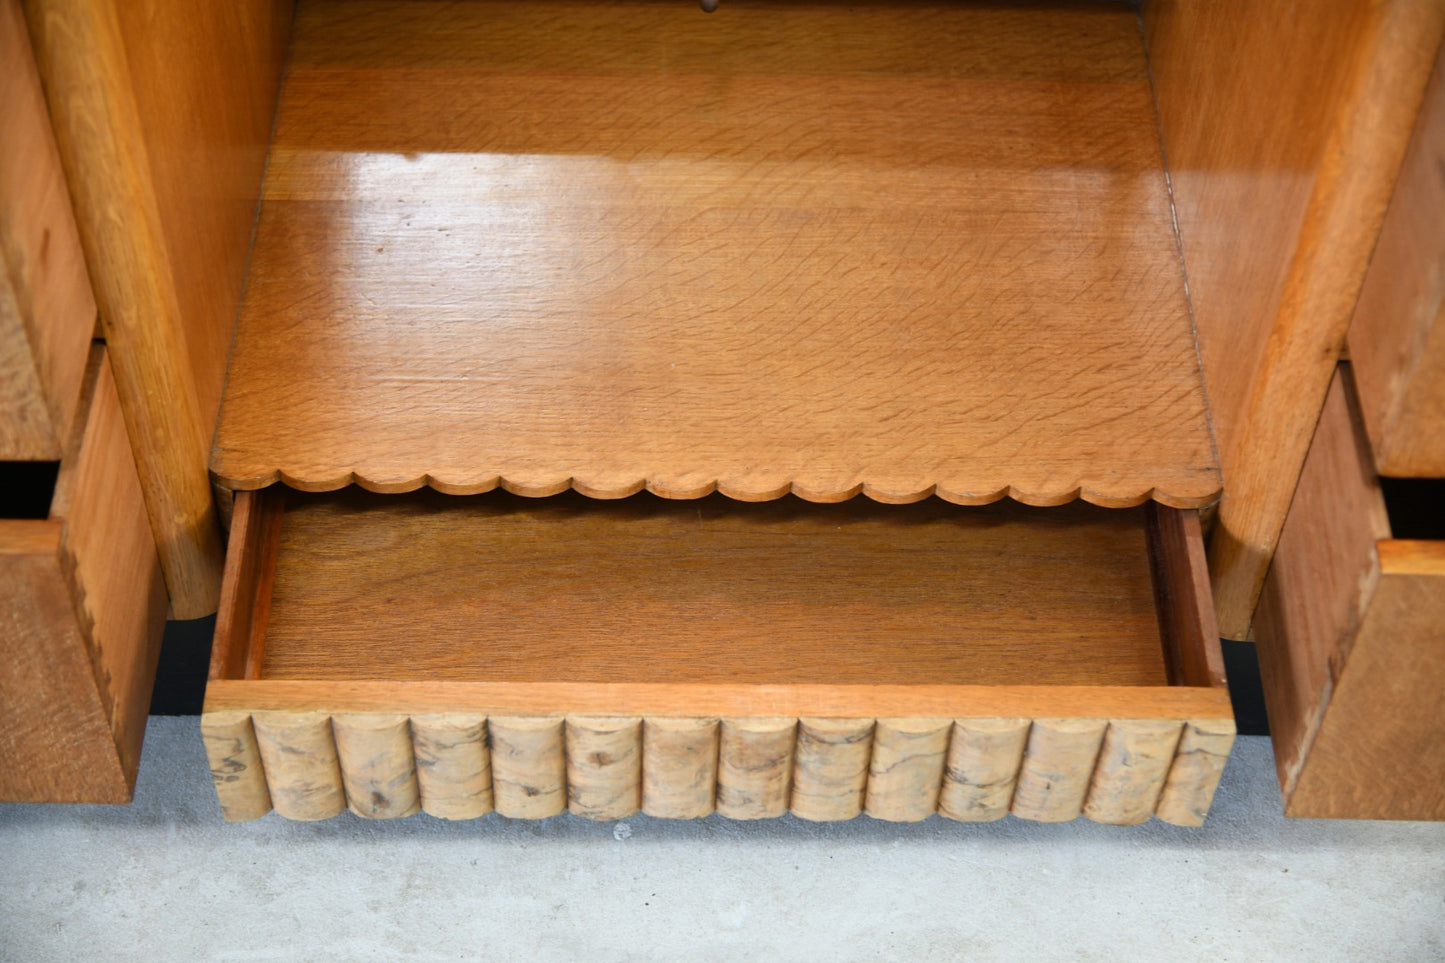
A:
<box><xmin>864</xmin><ymin>718</ymin><xmax>951</xmax><ymax>823</ymax></box>
<box><xmin>790</xmin><ymin>718</ymin><xmax>873</xmax><ymax>822</ymax></box>
<box><xmin>1</xmin><ymin>350</ymin><xmax>167</xmax><ymax>804</ymax></box>
<box><xmin>411</xmin><ymin>714</ymin><xmax>492</xmax><ymax>820</ymax></box>
<box><xmin>715</xmin><ymin>718</ymin><xmax>795</xmax><ymax>820</ymax></box>
<box><xmin>332</xmin><ymin>713</ymin><xmax>421</xmax><ymax>819</ymax></box>
<box><xmin>566</xmin><ymin>716</ymin><xmax>643</xmax><ymax>820</ymax></box>
<box><xmin>1147</xmin><ymin>0</ymin><xmax>1445</xmax><ymax>638</ymax></box>
<box><xmin>1256</xmin><ymin>368</ymin><xmax>1445</xmax><ymax>820</ymax></box>
<box><xmin>0</xmin><ymin>0</ymin><xmax>94</xmax><ymax>460</ymax></box>
<box><xmin>937</xmin><ymin>718</ymin><xmax>1031</xmax><ymax>822</ymax></box>
<box><xmin>200</xmin><ymin>710</ymin><xmax>272</xmax><ymax>822</ymax></box>
<box><xmin>260</xmin><ymin>490</ymin><xmax>1169</xmax><ymax>689</ymax></box>
<box><xmin>204</xmin><ymin>709</ymin><xmax>1235</xmax><ymax>826</ymax></box>
<box><xmin>213</xmin><ymin>0</ymin><xmax>1218</xmax><ymax>508</ymax></box>
<box><xmin>489</xmin><ymin>716</ymin><xmax>566</xmax><ymax>819</ymax></box>
<box><xmin>1348</xmin><ymin>42</ymin><xmax>1445</xmax><ymax>476</ymax></box>
<box><xmin>642</xmin><ymin>718</ymin><xmax>718</xmax><ymax>819</ymax></box>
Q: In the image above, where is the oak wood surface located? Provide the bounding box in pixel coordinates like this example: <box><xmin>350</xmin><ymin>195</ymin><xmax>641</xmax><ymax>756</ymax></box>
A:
<box><xmin>25</xmin><ymin>0</ymin><xmax>239</xmax><ymax>616</ymax></box>
<box><xmin>257</xmin><ymin>489</ymin><xmax>1169</xmax><ymax>688</ymax></box>
<box><xmin>1147</xmin><ymin>0</ymin><xmax>1445</xmax><ymax>638</ymax></box>
<box><xmin>1348</xmin><ymin>41</ymin><xmax>1445</xmax><ymax>476</ymax></box>
<box><xmin>0</xmin><ymin>350</ymin><xmax>166</xmax><ymax>803</ymax></box>
<box><xmin>213</xmin><ymin>0</ymin><xmax>1218</xmax><ymax>508</ymax></box>
<box><xmin>1253</xmin><ymin>368</ymin><xmax>1392</xmax><ymax>803</ymax></box>
<box><xmin>0</xmin><ymin>0</ymin><xmax>94</xmax><ymax>460</ymax></box>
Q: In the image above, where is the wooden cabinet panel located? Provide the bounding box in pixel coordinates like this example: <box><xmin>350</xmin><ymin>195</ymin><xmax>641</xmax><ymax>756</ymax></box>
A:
<box><xmin>0</xmin><ymin>349</ymin><xmax>167</xmax><ymax>803</ymax></box>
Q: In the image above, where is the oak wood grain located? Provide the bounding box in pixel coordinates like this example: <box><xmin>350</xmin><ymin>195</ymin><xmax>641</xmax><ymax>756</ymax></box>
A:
<box><xmin>0</xmin><ymin>349</ymin><xmax>166</xmax><ymax>803</ymax></box>
<box><xmin>258</xmin><ymin>489</ymin><xmax>1170</xmax><ymax>688</ymax></box>
<box><xmin>1253</xmin><ymin>369</ymin><xmax>1391</xmax><ymax>801</ymax></box>
<box><xmin>1148</xmin><ymin>0</ymin><xmax>1445</xmax><ymax>637</ymax></box>
<box><xmin>0</xmin><ymin>0</ymin><xmax>94</xmax><ymax>460</ymax></box>
<box><xmin>24</xmin><ymin>0</ymin><xmax>226</xmax><ymax>616</ymax></box>
<box><xmin>213</xmin><ymin>0</ymin><xmax>1218</xmax><ymax>508</ymax></box>
<box><xmin>1348</xmin><ymin>41</ymin><xmax>1445</xmax><ymax>476</ymax></box>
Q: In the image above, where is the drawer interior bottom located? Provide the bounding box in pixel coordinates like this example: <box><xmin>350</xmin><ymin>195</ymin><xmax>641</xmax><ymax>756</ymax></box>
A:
<box><xmin>204</xmin><ymin>488</ymin><xmax>1233</xmax><ymax>827</ymax></box>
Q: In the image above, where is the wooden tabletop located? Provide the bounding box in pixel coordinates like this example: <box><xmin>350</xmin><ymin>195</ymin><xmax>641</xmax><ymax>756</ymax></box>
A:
<box><xmin>212</xmin><ymin>0</ymin><xmax>1219</xmax><ymax>508</ymax></box>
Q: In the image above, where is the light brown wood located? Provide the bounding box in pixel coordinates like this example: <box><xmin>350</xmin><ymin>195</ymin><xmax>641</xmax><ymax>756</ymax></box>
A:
<box><xmin>1148</xmin><ymin>0</ymin><xmax>1445</xmax><ymax>638</ymax></box>
<box><xmin>109</xmin><ymin>0</ymin><xmax>292</xmax><ymax>435</ymax></box>
<box><xmin>332</xmin><ymin>713</ymin><xmax>421</xmax><ymax>820</ymax></box>
<box><xmin>641</xmin><ymin>718</ymin><xmax>718</xmax><ymax>820</ymax></box>
<box><xmin>411</xmin><ymin>714</ymin><xmax>493</xmax><ymax>820</ymax></box>
<box><xmin>213</xmin><ymin>0</ymin><xmax>1218</xmax><ymax>509</ymax></box>
<box><xmin>1154</xmin><ymin>720</ymin><xmax>1236</xmax><ymax>828</ymax></box>
<box><xmin>1253</xmin><ymin>369</ymin><xmax>1391</xmax><ymax>799</ymax></box>
<box><xmin>208</xmin><ymin>680</ymin><xmax>1233</xmax><ymax>729</ymax></box>
<box><xmin>0</xmin><ymin>349</ymin><xmax>166</xmax><ymax>803</ymax></box>
<box><xmin>0</xmin><ymin>0</ymin><xmax>94</xmax><ymax>460</ymax></box>
<box><xmin>489</xmin><ymin>716</ymin><xmax>566</xmax><ymax>819</ymax></box>
<box><xmin>259</xmin><ymin>490</ymin><xmax>1169</xmax><ymax>689</ymax></box>
<box><xmin>1010</xmin><ymin>719</ymin><xmax>1107</xmax><ymax>823</ymax></box>
<box><xmin>1256</xmin><ymin>368</ymin><xmax>1445</xmax><ymax>819</ymax></box>
<box><xmin>1082</xmin><ymin>720</ymin><xmax>1183</xmax><ymax>826</ymax></box>
<box><xmin>863</xmin><ymin>718</ymin><xmax>951</xmax><ymax>823</ymax></box>
<box><xmin>937</xmin><ymin>718</ymin><xmax>1031</xmax><ymax>823</ymax></box>
<box><xmin>715</xmin><ymin>718</ymin><xmax>794</xmax><ymax>821</ymax></box>
<box><xmin>200</xmin><ymin>710</ymin><xmax>272</xmax><ymax>823</ymax></box>
<box><xmin>251</xmin><ymin>711</ymin><xmax>346</xmax><ymax>821</ymax></box>
<box><xmin>1147</xmin><ymin>503</ymin><xmax>1227</xmax><ymax>688</ymax></box>
<box><xmin>790</xmin><ymin>718</ymin><xmax>873</xmax><ymax>822</ymax></box>
<box><xmin>566</xmin><ymin>716</ymin><xmax>642</xmax><ymax>821</ymax></box>
<box><xmin>24</xmin><ymin>0</ymin><xmax>225</xmax><ymax>617</ymax></box>
<box><xmin>1348</xmin><ymin>42</ymin><xmax>1445</xmax><ymax>476</ymax></box>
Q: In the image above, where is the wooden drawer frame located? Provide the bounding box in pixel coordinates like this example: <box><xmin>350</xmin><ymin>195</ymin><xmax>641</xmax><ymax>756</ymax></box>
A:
<box><xmin>1254</xmin><ymin>367</ymin><xmax>1445</xmax><ymax>819</ymax></box>
<box><xmin>203</xmin><ymin>488</ymin><xmax>1233</xmax><ymax>825</ymax></box>
<box><xmin>0</xmin><ymin>347</ymin><xmax>167</xmax><ymax>802</ymax></box>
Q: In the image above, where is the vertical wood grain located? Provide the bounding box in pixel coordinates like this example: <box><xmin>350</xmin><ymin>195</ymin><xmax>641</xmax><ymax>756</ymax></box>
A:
<box><xmin>937</xmin><ymin>718</ymin><xmax>1031</xmax><ymax>822</ymax></box>
<box><xmin>251</xmin><ymin>711</ymin><xmax>346</xmax><ymax>821</ymax></box>
<box><xmin>1082</xmin><ymin>720</ymin><xmax>1183</xmax><ymax>825</ymax></box>
<box><xmin>1011</xmin><ymin>718</ymin><xmax>1107</xmax><ymax>822</ymax></box>
<box><xmin>411</xmin><ymin>714</ymin><xmax>493</xmax><ymax>820</ymax></box>
<box><xmin>864</xmin><ymin>718</ymin><xmax>951</xmax><ymax>823</ymax></box>
<box><xmin>200</xmin><ymin>710</ymin><xmax>272</xmax><ymax>822</ymax></box>
<box><xmin>490</xmin><ymin>716</ymin><xmax>566</xmax><ymax>819</ymax></box>
<box><xmin>641</xmin><ymin>717</ymin><xmax>718</xmax><ymax>819</ymax></box>
<box><xmin>0</xmin><ymin>0</ymin><xmax>94</xmax><ymax>460</ymax></box>
<box><xmin>566</xmin><ymin>716</ymin><xmax>642</xmax><ymax>820</ymax></box>
<box><xmin>790</xmin><ymin>718</ymin><xmax>873</xmax><ymax>822</ymax></box>
<box><xmin>333</xmin><ymin>713</ymin><xmax>421</xmax><ymax>820</ymax></box>
<box><xmin>1155</xmin><ymin>720</ymin><xmax>1236</xmax><ymax>827</ymax></box>
<box><xmin>23</xmin><ymin>0</ymin><xmax>223</xmax><ymax>617</ymax></box>
<box><xmin>1348</xmin><ymin>41</ymin><xmax>1445</xmax><ymax>476</ymax></box>
<box><xmin>1148</xmin><ymin>0</ymin><xmax>1445</xmax><ymax>638</ymax></box>
<box><xmin>716</xmin><ymin>717</ymin><xmax>794</xmax><ymax>820</ymax></box>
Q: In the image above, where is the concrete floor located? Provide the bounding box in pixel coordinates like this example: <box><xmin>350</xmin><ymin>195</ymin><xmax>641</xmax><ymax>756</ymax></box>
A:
<box><xmin>2</xmin><ymin>720</ymin><xmax>1442</xmax><ymax>962</ymax></box>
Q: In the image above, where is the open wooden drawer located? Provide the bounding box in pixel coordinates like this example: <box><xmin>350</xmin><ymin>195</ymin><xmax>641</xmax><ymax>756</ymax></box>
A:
<box><xmin>202</xmin><ymin>487</ymin><xmax>1233</xmax><ymax>825</ymax></box>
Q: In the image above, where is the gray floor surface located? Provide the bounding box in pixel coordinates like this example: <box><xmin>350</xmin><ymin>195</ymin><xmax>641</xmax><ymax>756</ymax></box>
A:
<box><xmin>1</xmin><ymin>719</ymin><xmax>1442</xmax><ymax>962</ymax></box>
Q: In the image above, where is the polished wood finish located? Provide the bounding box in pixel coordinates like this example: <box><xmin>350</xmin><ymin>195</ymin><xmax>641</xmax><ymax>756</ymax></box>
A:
<box><xmin>213</xmin><ymin>0</ymin><xmax>1218</xmax><ymax>509</ymax></box>
<box><xmin>0</xmin><ymin>0</ymin><xmax>94</xmax><ymax>460</ymax></box>
<box><xmin>257</xmin><ymin>490</ymin><xmax>1170</xmax><ymax>688</ymax></box>
<box><xmin>24</xmin><ymin>0</ymin><xmax>291</xmax><ymax>617</ymax></box>
<box><xmin>0</xmin><ymin>350</ymin><xmax>167</xmax><ymax>803</ymax></box>
<box><xmin>202</xmin><ymin>483</ymin><xmax>1233</xmax><ymax>823</ymax></box>
<box><xmin>1147</xmin><ymin>0</ymin><xmax>1445</xmax><ymax>638</ymax></box>
<box><xmin>1349</xmin><ymin>43</ymin><xmax>1445</xmax><ymax>476</ymax></box>
<box><xmin>1255</xmin><ymin>367</ymin><xmax>1445</xmax><ymax>819</ymax></box>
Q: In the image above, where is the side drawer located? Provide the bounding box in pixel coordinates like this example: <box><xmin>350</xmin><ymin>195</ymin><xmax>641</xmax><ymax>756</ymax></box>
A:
<box><xmin>1254</xmin><ymin>366</ymin><xmax>1445</xmax><ymax>819</ymax></box>
<box><xmin>203</xmin><ymin>489</ymin><xmax>1234</xmax><ymax>825</ymax></box>
<box><xmin>0</xmin><ymin>346</ymin><xmax>168</xmax><ymax>802</ymax></box>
